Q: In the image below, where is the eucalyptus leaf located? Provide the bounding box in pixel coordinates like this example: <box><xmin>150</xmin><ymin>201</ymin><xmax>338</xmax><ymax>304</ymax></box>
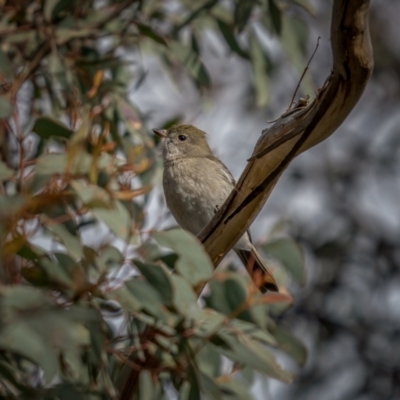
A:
<box><xmin>271</xmin><ymin>324</ymin><xmax>307</xmax><ymax>366</ymax></box>
<box><xmin>93</xmin><ymin>200</ymin><xmax>131</xmax><ymax>240</ymax></box>
<box><xmin>234</xmin><ymin>1</ymin><xmax>255</xmax><ymax>33</ymax></box>
<box><xmin>196</xmin><ymin>344</ymin><xmax>220</xmax><ymax>378</ymax></box>
<box><xmin>0</xmin><ymin>49</ymin><xmax>13</xmax><ymax>80</ymax></box>
<box><xmin>218</xmin><ymin>380</ymin><xmax>254</xmax><ymax>400</ymax></box>
<box><xmin>215</xmin><ymin>330</ymin><xmax>293</xmax><ymax>383</ymax></box>
<box><xmin>139</xmin><ymin>370</ymin><xmax>154</xmax><ymax>400</ymax></box>
<box><xmin>34</xmin><ymin>153</ymin><xmax>92</xmax><ymax>175</ymax></box>
<box><xmin>41</xmin><ymin>216</ymin><xmax>84</xmax><ymax>260</ymax></box>
<box><xmin>216</xmin><ymin>19</ymin><xmax>249</xmax><ymax>59</ymax></box>
<box><xmin>171</xmin><ymin>274</ymin><xmax>198</xmax><ymax>316</ymax></box>
<box><xmin>0</xmin><ymin>161</ymin><xmax>15</xmax><ymax>181</ymax></box>
<box><xmin>152</xmin><ymin>229</ymin><xmax>213</xmax><ymax>286</ymax></box>
<box><xmin>263</xmin><ymin>238</ymin><xmax>305</xmax><ymax>285</ymax></box>
<box><xmin>135</xmin><ymin>261</ymin><xmax>173</xmax><ymax>306</ymax></box>
<box><xmin>137</xmin><ymin>23</ymin><xmax>167</xmax><ymax>46</ymax></box>
<box><xmin>127</xmin><ymin>279</ymin><xmax>173</xmax><ymax>322</ymax></box>
<box><xmin>32</xmin><ymin>117</ymin><xmax>73</xmax><ymax>140</ymax></box>
<box><xmin>268</xmin><ymin>0</ymin><xmax>282</xmax><ymax>35</ymax></box>
<box><xmin>170</xmin><ymin>42</ymin><xmax>211</xmax><ymax>88</ymax></box>
<box><xmin>106</xmin><ymin>285</ymin><xmax>142</xmax><ymax>312</ymax></box>
<box><xmin>0</xmin><ymin>322</ymin><xmax>59</xmax><ymax>383</ymax></box>
<box><xmin>249</xmin><ymin>32</ymin><xmax>270</xmax><ymax>107</ymax></box>
<box><xmin>0</xmin><ymin>96</ymin><xmax>12</xmax><ymax>119</ymax></box>
<box><xmin>71</xmin><ymin>180</ymin><xmax>112</xmax><ymax>208</ymax></box>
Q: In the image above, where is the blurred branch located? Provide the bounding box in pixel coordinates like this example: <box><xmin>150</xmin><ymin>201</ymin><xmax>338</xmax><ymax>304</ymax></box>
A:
<box><xmin>198</xmin><ymin>0</ymin><xmax>373</xmax><ymax>289</ymax></box>
<box><xmin>117</xmin><ymin>0</ymin><xmax>373</xmax><ymax>396</ymax></box>
<box><xmin>8</xmin><ymin>0</ymin><xmax>138</xmax><ymax>97</ymax></box>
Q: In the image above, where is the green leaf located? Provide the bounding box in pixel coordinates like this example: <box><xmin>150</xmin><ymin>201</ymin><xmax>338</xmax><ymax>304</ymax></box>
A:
<box><xmin>268</xmin><ymin>0</ymin><xmax>282</xmax><ymax>35</ymax></box>
<box><xmin>0</xmin><ymin>286</ymin><xmax>90</xmax><ymax>383</ymax></box>
<box><xmin>216</xmin><ymin>19</ymin><xmax>249</xmax><ymax>59</ymax></box>
<box><xmin>205</xmin><ymin>274</ymin><xmax>266</xmax><ymax>326</ymax></box>
<box><xmin>197</xmin><ymin>369</ymin><xmax>221</xmax><ymax>398</ymax></box>
<box><xmin>39</xmin><ymin>257</ymin><xmax>73</xmax><ymax>288</ymax></box>
<box><xmin>228</xmin><ymin>319</ymin><xmax>277</xmax><ymax>347</ymax></box>
<box><xmin>0</xmin><ymin>96</ymin><xmax>12</xmax><ymax>119</ymax></box>
<box><xmin>34</xmin><ymin>153</ymin><xmax>92</xmax><ymax>175</ymax></box>
<box><xmin>41</xmin><ymin>216</ymin><xmax>84</xmax><ymax>260</ymax></box>
<box><xmin>196</xmin><ymin>344</ymin><xmax>220</xmax><ymax>378</ymax></box>
<box><xmin>17</xmin><ymin>243</ymin><xmax>45</xmax><ymax>261</ymax></box>
<box><xmin>193</xmin><ymin>308</ymin><xmax>226</xmax><ymax>338</ymax></box>
<box><xmin>106</xmin><ymin>285</ymin><xmax>142</xmax><ymax>312</ymax></box>
<box><xmin>170</xmin><ymin>42</ymin><xmax>211</xmax><ymax>88</ymax></box>
<box><xmin>218</xmin><ymin>380</ymin><xmax>254</xmax><ymax>400</ymax></box>
<box><xmin>127</xmin><ymin>279</ymin><xmax>173</xmax><ymax>322</ymax></box>
<box><xmin>179</xmin><ymin>381</ymin><xmax>191</xmax><ymax>400</ymax></box>
<box><xmin>54</xmin><ymin>252</ymin><xmax>87</xmax><ymax>290</ymax></box>
<box><xmin>187</xmin><ymin>365</ymin><xmax>201</xmax><ymax>400</ymax></box>
<box><xmin>93</xmin><ymin>200</ymin><xmax>131</xmax><ymax>240</ymax></box>
<box><xmin>172</xmin><ymin>0</ymin><xmax>219</xmax><ymax>36</ymax></box>
<box><xmin>32</xmin><ymin>117</ymin><xmax>73</xmax><ymax>140</ymax></box>
<box><xmin>234</xmin><ymin>1</ymin><xmax>255</xmax><ymax>33</ymax></box>
<box><xmin>44</xmin><ymin>0</ymin><xmax>60</xmax><ymax>21</ymax></box>
<box><xmin>205</xmin><ymin>275</ymin><xmax>247</xmax><ymax>316</ymax></box>
<box><xmin>135</xmin><ymin>261</ymin><xmax>173</xmax><ymax>306</ymax></box>
<box><xmin>262</xmin><ymin>238</ymin><xmax>305</xmax><ymax>285</ymax></box>
<box><xmin>170</xmin><ymin>274</ymin><xmax>198</xmax><ymax>316</ymax></box>
<box><xmin>271</xmin><ymin>324</ymin><xmax>307</xmax><ymax>366</ymax></box>
<box><xmin>56</xmin><ymin>28</ymin><xmax>97</xmax><ymax>44</ymax></box>
<box><xmin>0</xmin><ymin>49</ymin><xmax>13</xmax><ymax>80</ymax></box>
<box><xmin>137</xmin><ymin>22</ymin><xmax>167</xmax><ymax>46</ymax></box>
<box><xmin>0</xmin><ymin>161</ymin><xmax>15</xmax><ymax>181</ymax></box>
<box><xmin>0</xmin><ymin>285</ymin><xmax>48</xmax><ymax>309</ymax></box>
<box><xmin>249</xmin><ymin>32</ymin><xmax>270</xmax><ymax>107</ymax></box>
<box><xmin>152</xmin><ymin>229</ymin><xmax>214</xmax><ymax>286</ymax></box>
<box><xmin>51</xmin><ymin>0</ymin><xmax>77</xmax><ymax>19</ymax></box>
<box><xmin>34</xmin><ymin>154</ymin><xmax>67</xmax><ymax>174</ymax></box>
<box><xmin>139</xmin><ymin>370</ymin><xmax>154</xmax><ymax>400</ymax></box>
<box><xmin>215</xmin><ymin>330</ymin><xmax>293</xmax><ymax>383</ymax></box>
<box><xmin>71</xmin><ymin>180</ymin><xmax>111</xmax><ymax>208</ymax></box>
<box><xmin>191</xmin><ymin>31</ymin><xmax>200</xmax><ymax>55</ymax></box>
<box><xmin>0</xmin><ymin>322</ymin><xmax>59</xmax><ymax>383</ymax></box>
<box><xmin>97</xmin><ymin>245</ymin><xmax>123</xmax><ymax>273</ymax></box>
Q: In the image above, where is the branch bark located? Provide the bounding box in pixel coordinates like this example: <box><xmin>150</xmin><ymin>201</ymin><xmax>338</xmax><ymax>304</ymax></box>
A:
<box><xmin>118</xmin><ymin>0</ymin><xmax>373</xmax><ymax>397</ymax></box>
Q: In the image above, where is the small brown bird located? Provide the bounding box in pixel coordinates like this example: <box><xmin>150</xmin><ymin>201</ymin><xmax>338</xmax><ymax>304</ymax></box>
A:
<box><xmin>153</xmin><ymin>124</ymin><xmax>278</xmax><ymax>293</ymax></box>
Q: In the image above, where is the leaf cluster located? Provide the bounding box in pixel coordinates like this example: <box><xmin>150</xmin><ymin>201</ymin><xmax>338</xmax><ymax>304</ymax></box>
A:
<box><xmin>0</xmin><ymin>0</ymin><xmax>311</xmax><ymax>398</ymax></box>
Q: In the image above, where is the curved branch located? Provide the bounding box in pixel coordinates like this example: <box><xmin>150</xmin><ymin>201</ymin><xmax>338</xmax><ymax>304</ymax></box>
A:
<box><xmin>198</xmin><ymin>0</ymin><xmax>373</xmax><ymax>282</ymax></box>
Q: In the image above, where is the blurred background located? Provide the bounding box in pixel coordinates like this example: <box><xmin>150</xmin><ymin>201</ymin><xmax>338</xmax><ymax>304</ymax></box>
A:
<box><xmin>1</xmin><ymin>0</ymin><xmax>398</xmax><ymax>399</ymax></box>
<box><xmin>133</xmin><ymin>1</ymin><xmax>400</xmax><ymax>399</ymax></box>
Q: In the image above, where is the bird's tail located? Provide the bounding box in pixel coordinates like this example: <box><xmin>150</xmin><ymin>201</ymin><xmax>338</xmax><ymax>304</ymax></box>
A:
<box><xmin>235</xmin><ymin>246</ymin><xmax>278</xmax><ymax>293</ymax></box>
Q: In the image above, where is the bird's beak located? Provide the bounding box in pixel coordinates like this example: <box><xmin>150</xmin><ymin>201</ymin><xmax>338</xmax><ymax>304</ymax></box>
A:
<box><xmin>152</xmin><ymin>129</ymin><xmax>167</xmax><ymax>138</ymax></box>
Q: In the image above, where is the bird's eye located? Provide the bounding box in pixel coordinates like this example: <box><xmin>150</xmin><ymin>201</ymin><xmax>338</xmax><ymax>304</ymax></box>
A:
<box><xmin>178</xmin><ymin>135</ymin><xmax>187</xmax><ymax>141</ymax></box>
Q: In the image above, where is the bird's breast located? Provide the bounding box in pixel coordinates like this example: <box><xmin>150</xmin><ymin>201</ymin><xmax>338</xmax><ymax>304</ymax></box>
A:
<box><xmin>162</xmin><ymin>158</ymin><xmax>233</xmax><ymax>235</ymax></box>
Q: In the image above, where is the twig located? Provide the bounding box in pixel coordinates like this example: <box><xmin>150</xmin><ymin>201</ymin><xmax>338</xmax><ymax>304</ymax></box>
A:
<box><xmin>287</xmin><ymin>36</ymin><xmax>321</xmax><ymax>111</ymax></box>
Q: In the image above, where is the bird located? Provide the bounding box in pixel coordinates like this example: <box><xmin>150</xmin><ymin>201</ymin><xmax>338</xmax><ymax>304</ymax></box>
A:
<box><xmin>152</xmin><ymin>124</ymin><xmax>278</xmax><ymax>293</ymax></box>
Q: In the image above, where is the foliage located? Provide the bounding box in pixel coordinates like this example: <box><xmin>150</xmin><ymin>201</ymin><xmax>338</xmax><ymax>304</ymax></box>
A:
<box><xmin>0</xmin><ymin>0</ymin><xmax>311</xmax><ymax>398</ymax></box>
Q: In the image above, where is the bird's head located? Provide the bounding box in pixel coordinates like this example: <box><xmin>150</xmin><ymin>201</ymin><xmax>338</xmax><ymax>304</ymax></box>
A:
<box><xmin>152</xmin><ymin>124</ymin><xmax>212</xmax><ymax>161</ymax></box>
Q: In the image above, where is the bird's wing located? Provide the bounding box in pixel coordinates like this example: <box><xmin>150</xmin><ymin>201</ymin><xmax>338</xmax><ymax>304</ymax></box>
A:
<box><xmin>206</xmin><ymin>155</ymin><xmax>254</xmax><ymax>243</ymax></box>
<box><xmin>205</xmin><ymin>155</ymin><xmax>236</xmax><ymax>186</ymax></box>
